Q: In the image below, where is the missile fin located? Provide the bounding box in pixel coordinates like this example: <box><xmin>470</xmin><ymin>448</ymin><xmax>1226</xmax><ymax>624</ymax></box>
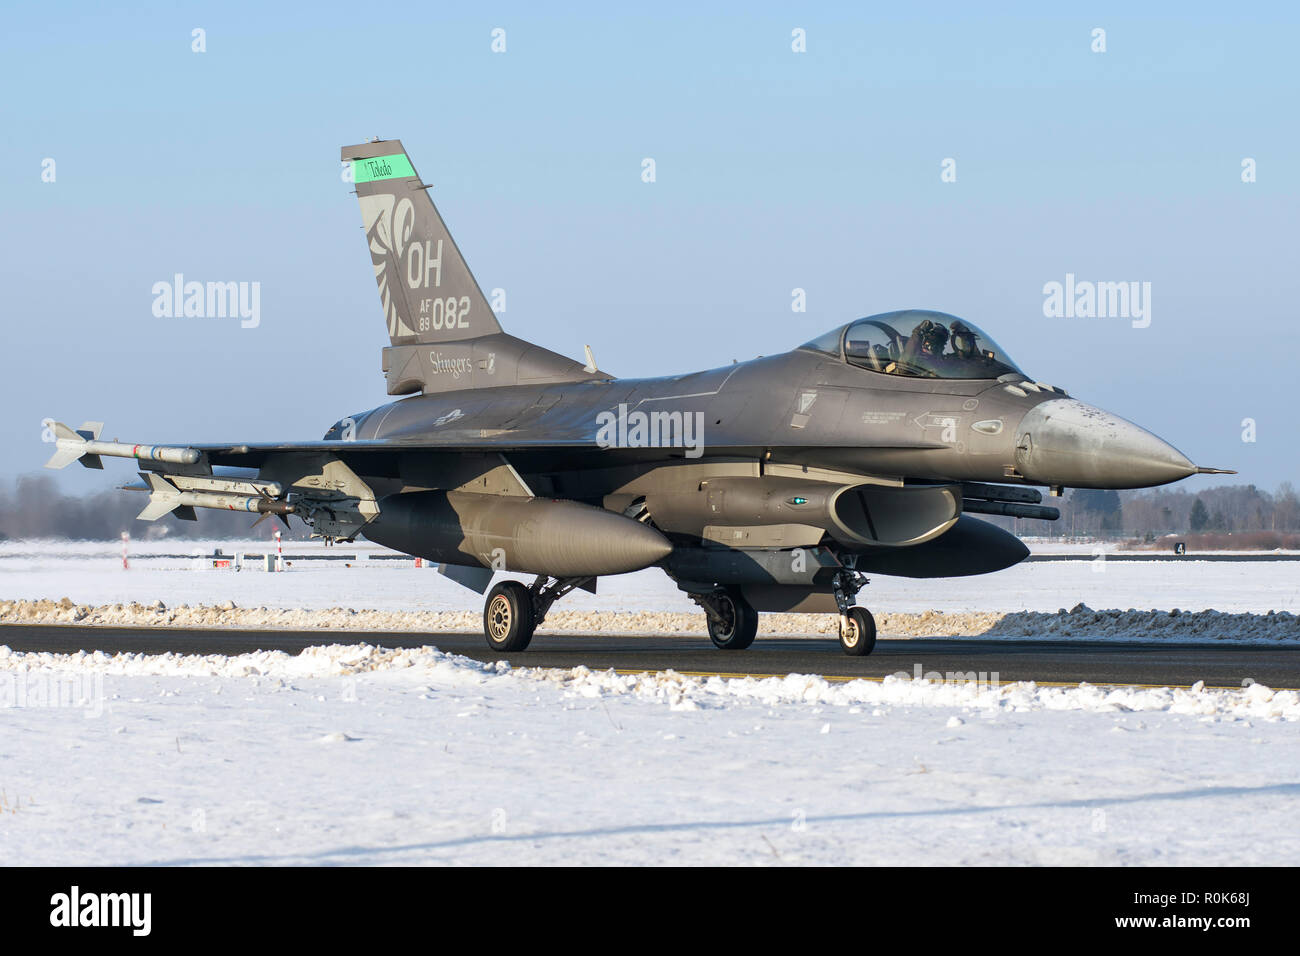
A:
<box><xmin>44</xmin><ymin>445</ymin><xmax>86</xmax><ymax>469</ymax></box>
<box><xmin>136</xmin><ymin>497</ymin><xmax>179</xmax><ymax>521</ymax></box>
<box><xmin>141</xmin><ymin>472</ymin><xmax>178</xmax><ymax>493</ymax></box>
<box><xmin>136</xmin><ymin>472</ymin><xmax>181</xmax><ymax>521</ymax></box>
<box><xmin>43</xmin><ymin>420</ymin><xmax>86</xmax><ymax>469</ymax></box>
<box><xmin>49</xmin><ymin>421</ymin><xmax>82</xmax><ymax>442</ymax></box>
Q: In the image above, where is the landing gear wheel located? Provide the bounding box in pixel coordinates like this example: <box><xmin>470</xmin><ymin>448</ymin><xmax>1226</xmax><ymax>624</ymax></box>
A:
<box><xmin>839</xmin><ymin>606</ymin><xmax>876</xmax><ymax>656</ymax></box>
<box><xmin>483</xmin><ymin>581</ymin><xmax>535</xmax><ymax>652</ymax></box>
<box><xmin>707</xmin><ymin>588</ymin><xmax>758</xmax><ymax>650</ymax></box>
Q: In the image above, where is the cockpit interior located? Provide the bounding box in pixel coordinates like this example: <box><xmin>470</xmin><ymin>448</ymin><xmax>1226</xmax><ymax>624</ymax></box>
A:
<box><xmin>802</xmin><ymin>310</ymin><xmax>1023</xmax><ymax>380</ymax></box>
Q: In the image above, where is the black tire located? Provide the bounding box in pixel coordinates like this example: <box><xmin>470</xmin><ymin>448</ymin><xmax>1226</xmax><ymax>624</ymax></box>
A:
<box><xmin>483</xmin><ymin>581</ymin><xmax>535</xmax><ymax>652</ymax></box>
<box><xmin>706</xmin><ymin>588</ymin><xmax>758</xmax><ymax>650</ymax></box>
<box><xmin>839</xmin><ymin>606</ymin><xmax>876</xmax><ymax>656</ymax></box>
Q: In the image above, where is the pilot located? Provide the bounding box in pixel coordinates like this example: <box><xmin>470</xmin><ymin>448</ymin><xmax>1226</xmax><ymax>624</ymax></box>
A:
<box><xmin>949</xmin><ymin>321</ymin><xmax>978</xmax><ymax>360</ymax></box>
<box><xmin>902</xmin><ymin>319</ymin><xmax>949</xmax><ymax>366</ymax></box>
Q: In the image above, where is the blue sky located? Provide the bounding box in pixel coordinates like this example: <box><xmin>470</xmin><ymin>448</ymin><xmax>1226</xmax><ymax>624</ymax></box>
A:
<box><xmin>3</xmin><ymin>1</ymin><xmax>1296</xmax><ymax>491</ymax></box>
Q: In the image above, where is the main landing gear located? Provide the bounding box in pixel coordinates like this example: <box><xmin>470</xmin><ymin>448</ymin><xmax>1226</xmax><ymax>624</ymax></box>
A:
<box><xmin>686</xmin><ymin>570</ymin><xmax>876</xmax><ymax>657</ymax></box>
<box><xmin>691</xmin><ymin>587</ymin><xmax>759</xmax><ymax>650</ymax></box>
<box><xmin>486</xmin><ymin>568</ymin><xmax>877</xmax><ymax>658</ymax></box>
<box><xmin>483</xmin><ymin>575</ymin><xmax>594</xmax><ymax>653</ymax></box>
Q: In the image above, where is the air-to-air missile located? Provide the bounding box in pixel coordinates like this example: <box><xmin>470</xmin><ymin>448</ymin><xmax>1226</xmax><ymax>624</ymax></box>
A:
<box><xmin>122</xmin><ymin>473</ymin><xmax>295</xmax><ymax>522</ymax></box>
<box><xmin>44</xmin><ymin>421</ymin><xmax>200</xmax><ymax>470</ymax></box>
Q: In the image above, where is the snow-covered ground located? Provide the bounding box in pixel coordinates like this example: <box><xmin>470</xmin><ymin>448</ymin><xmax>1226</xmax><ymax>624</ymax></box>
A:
<box><xmin>2</xmin><ymin>537</ymin><xmax>1297</xmax><ymax>645</ymax></box>
<box><xmin>2</xmin><ymin>538</ymin><xmax>1298</xmax><ymax>865</ymax></box>
<box><xmin>1</xmin><ymin>538</ymin><xmax>1298</xmax><ymax>616</ymax></box>
<box><xmin>2</xmin><ymin>643</ymin><xmax>1298</xmax><ymax>866</ymax></box>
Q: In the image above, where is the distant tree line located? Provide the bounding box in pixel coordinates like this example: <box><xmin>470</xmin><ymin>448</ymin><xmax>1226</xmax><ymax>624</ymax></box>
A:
<box><xmin>991</xmin><ymin>482</ymin><xmax>1300</xmax><ymax>539</ymax></box>
<box><xmin>0</xmin><ymin>474</ymin><xmax>312</xmax><ymax>542</ymax></box>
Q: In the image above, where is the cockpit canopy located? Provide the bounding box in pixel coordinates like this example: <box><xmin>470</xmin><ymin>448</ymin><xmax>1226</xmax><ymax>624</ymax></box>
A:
<box><xmin>801</xmin><ymin>310</ymin><xmax>1023</xmax><ymax>380</ymax></box>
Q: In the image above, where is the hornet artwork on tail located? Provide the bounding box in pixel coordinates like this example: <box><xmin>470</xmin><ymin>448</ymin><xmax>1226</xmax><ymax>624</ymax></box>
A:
<box><xmin>45</xmin><ymin>139</ymin><xmax>1234</xmax><ymax>655</ymax></box>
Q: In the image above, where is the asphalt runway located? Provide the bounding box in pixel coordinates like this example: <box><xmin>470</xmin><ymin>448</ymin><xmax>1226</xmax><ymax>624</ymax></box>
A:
<box><xmin>2</xmin><ymin>623</ymin><xmax>1298</xmax><ymax>689</ymax></box>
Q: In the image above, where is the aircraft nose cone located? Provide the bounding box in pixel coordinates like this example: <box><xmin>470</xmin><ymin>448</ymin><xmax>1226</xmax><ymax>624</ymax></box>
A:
<box><xmin>1015</xmin><ymin>398</ymin><xmax>1196</xmax><ymax>489</ymax></box>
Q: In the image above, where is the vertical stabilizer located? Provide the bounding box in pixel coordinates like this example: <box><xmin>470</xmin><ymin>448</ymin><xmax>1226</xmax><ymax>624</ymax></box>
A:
<box><xmin>342</xmin><ymin>139</ymin><xmax>502</xmax><ymax>346</ymax></box>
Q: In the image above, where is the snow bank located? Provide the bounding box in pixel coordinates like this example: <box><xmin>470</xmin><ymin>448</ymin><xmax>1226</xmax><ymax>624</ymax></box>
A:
<box><xmin>2</xmin><ymin>597</ymin><xmax>1298</xmax><ymax>644</ymax></box>
<box><xmin>983</xmin><ymin>603</ymin><xmax>1300</xmax><ymax>644</ymax></box>
<box><xmin>527</xmin><ymin>665</ymin><xmax>1300</xmax><ymax>721</ymax></box>
<box><xmin>2</xmin><ymin>641</ymin><xmax>1297</xmax><ymax>721</ymax></box>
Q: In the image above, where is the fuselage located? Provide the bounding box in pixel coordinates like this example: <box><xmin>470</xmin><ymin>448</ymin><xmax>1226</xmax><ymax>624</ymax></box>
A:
<box><xmin>329</xmin><ymin>345</ymin><xmax>1197</xmax><ymax>492</ymax></box>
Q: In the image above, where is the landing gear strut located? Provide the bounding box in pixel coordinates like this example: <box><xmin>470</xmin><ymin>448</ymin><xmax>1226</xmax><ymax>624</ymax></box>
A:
<box><xmin>832</xmin><ymin>569</ymin><xmax>876</xmax><ymax>656</ymax></box>
<box><xmin>692</xmin><ymin>586</ymin><xmax>758</xmax><ymax>650</ymax></box>
<box><xmin>482</xmin><ymin>575</ymin><xmax>594</xmax><ymax>653</ymax></box>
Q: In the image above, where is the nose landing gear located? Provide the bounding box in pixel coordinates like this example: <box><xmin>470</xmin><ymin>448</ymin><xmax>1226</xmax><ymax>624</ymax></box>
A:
<box><xmin>838</xmin><ymin>605</ymin><xmax>877</xmax><ymax>656</ymax></box>
<box><xmin>833</xmin><ymin>569</ymin><xmax>876</xmax><ymax>656</ymax></box>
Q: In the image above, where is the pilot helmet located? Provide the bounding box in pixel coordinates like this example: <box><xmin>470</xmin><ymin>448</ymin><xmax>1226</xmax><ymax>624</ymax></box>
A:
<box><xmin>915</xmin><ymin>319</ymin><xmax>948</xmax><ymax>354</ymax></box>
<box><xmin>948</xmin><ymin>321</ymin><xmax>976</xmax><ymax>357</ymax></box>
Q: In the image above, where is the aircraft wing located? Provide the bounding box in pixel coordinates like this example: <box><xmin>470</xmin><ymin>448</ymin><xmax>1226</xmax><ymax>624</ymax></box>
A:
<box><xmin>43</xmin><ymin>418</ymin><xmax>959</xmax><ymax>532</ymax></box>
<box><xmin>193</xmin><ymin>438</ymin><xmax>953</xmax><ymax>465</ymax></box>
<box><xmin>45</xmin><ymin>419</ymin><xmax>952</xmax><ymax>470</ymax></box>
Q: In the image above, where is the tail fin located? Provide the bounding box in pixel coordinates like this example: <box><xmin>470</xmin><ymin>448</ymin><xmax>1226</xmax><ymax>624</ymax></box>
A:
<box><xmin>43</xmin><ymin>420</ymin><xmax>105</xmax><ymax>470</ymax></box>
<box><xmin>342</xmin><ymin>139</ymin><xmax>502</xmax><ymax>345</ymax></box>
<box><xmin>342</xmin><ymin>138</ymin><xmax>608</xmax><ymax>396</ymax></box>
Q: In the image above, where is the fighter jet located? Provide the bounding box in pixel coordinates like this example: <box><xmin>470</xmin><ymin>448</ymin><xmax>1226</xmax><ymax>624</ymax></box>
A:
<box><xmin>44</xmin><ymin>138</ymin><xmax>1233</xmax><ymax>655</ymax></box>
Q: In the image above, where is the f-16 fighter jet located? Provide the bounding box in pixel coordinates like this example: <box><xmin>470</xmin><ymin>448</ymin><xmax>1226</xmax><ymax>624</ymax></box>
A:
<box><xmin>45</xmin><ymin>139</ymin><xmax>1232</xmax><ymax>655</ymax></box>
